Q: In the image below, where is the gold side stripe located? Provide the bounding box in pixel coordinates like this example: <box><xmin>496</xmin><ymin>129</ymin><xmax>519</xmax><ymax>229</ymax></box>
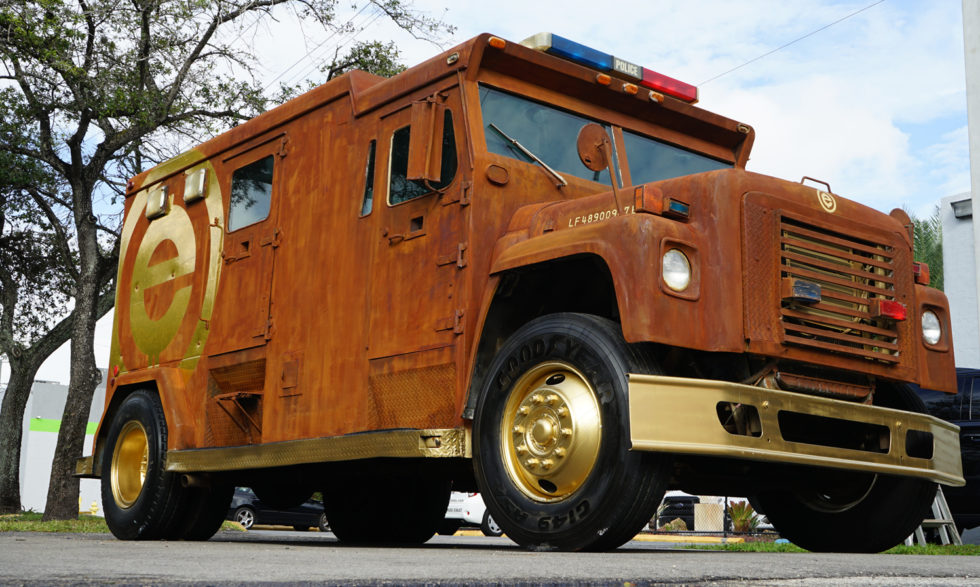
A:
<box><xmin>164</xmin><ymin>428</ymin><xmax>471</xmax><ymax>473</ymax></box>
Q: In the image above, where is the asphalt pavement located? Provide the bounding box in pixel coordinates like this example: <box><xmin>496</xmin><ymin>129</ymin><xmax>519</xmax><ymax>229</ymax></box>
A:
<box><xmin>2</xmin><ymin>529</ymin><xmax>980</xmax><ymax>586</ymax></box>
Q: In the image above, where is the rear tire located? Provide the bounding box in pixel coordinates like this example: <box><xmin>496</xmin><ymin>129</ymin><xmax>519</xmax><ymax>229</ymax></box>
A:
<box><xmin>101</xmin><ymin>390</ymin><xmax>185</xmax><ymax>540</ymax></box>
<box><xmin>473</xmin><ymin>313</ymin><xmax>670</xmax><ymax>551</ymax></box>
<box><xmin>167</xmin><ymin>483</ymin><xmax>234</xmax><ymax>540</ymax></box>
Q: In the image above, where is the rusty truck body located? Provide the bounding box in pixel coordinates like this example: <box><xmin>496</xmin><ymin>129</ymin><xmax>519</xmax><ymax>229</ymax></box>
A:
<box><xmin>78</xmin><ymin>33</ymin><xmax>963</xmax><ymax>552</ymax></box>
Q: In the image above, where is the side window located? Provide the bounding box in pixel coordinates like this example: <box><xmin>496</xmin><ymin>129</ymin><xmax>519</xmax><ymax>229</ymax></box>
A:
<box><xmin>228</xmin><ymin>155</ymin><xmax>274</xmax><ymax>232</ymax></box>
<box><xmin>966</xmin><ymin>374</ymin><xmax>979</xmax><ymax>421</ymax></box>
<box><xmin>388</xmin><ymin>109</ymin><xmax>457</xmax><ymax>205</ymax></box>
<box><xmin>360</xmin><ymin>140</ymin><xmax>377</xmax><ymax>216</ymax></box>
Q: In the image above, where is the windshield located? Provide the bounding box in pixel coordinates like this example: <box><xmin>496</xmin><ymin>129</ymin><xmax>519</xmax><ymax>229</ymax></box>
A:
<box><xmin>480</xmin><ymin>86</ymin><xmax>614</xmax><ymax>185</ymax></box>
<box><xmin>479</xmin><ymin>85</ymin><xmax>731</xmax><ymax>186</ymax></box>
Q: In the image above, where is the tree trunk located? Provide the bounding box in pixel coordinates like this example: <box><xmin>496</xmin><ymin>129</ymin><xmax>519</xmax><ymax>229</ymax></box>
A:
<box><xmin>42</xmin><ymin>182</ymin><xmax>104</xmax><ymax>521</ymax></box>
<box><xmin>0</xmin><ymin>358</ymin><xmax>43</xmax><ymax>514</ymax></box>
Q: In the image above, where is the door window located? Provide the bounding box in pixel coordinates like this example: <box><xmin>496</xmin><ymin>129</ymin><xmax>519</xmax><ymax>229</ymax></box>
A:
<box><xmin>388</xmin><ymin>110</ymin><xmax>457</xmax><ymax>205</ymax></box>
<box><xmin>228</xmin><ymin>155</ymin><xmax>274</xmax><ymax>232</ymax></box>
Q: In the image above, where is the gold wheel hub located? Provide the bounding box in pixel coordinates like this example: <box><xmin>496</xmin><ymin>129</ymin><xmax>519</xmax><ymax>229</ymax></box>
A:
<box><xmin>111</xmin><ymin>421</ymin><xmax>149</xmax><ymax>509</ymax></box>
<box><xmin>501</xmin><ymin>362</ymin><xmax>602</xmax><ymax>502</ymax></box>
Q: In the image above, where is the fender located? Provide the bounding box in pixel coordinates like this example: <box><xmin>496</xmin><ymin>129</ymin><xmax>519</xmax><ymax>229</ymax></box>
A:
<box><xmin>488</xmin><ymin>212</ymin><xmax>743</xmax><ymax>352</ymax></box>
<box><xmin>103</xmin><ymin>368</ymin><xmax>195</xmax><ymax>452</ymax></box>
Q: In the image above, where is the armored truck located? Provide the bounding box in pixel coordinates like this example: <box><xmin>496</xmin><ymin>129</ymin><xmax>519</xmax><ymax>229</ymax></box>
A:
<box><xmin>78</xmin><ymin>33</ymin><xmax>963</xmax><ymax>552</ymax></box>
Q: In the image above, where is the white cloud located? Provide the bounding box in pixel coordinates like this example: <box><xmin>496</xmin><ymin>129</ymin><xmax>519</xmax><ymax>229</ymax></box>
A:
<box><xmin>240</xmin><ymin>0</ymin><xmax>969</xmax><ymax>215</ymax></box>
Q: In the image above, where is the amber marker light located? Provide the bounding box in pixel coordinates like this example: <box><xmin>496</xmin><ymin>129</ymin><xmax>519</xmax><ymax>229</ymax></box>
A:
<box><xmin>623</xmin><ymin>83</ymin><xmax>638</xmax><ymax>95</ymax></box>
<box><xmin>596</xmin><ymin>73</ymin><xmax>612</xmax><ymax>86</ymax></box>
<box><xmin>488</xmin><ymin>36</ymin><xmax>507</xmax><ymax>49</ymax></box>
<box><xmin>649</xmin><ymin>91</ymin><xmax>664</xmax><ymax>103</ymax></box>
<box><xmin>913</xmin><ymin>262</ymin><xmax>931</xmax><ymax>285</ymax></box>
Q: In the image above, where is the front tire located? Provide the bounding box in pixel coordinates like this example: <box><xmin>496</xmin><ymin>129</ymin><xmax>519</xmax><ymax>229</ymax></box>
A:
<box><xmin>473</xmin><ymin>313</ymin><xmax>670</xmax><ymax>551</ymax></box>
<box><xmin>101</xmin><ymin>390</ymin><xmax>186</xmax><ymax>540</ymax></box>
<box><xmin>755</xmin><ymin>383</ymin><xmax>937</xmax><ymax>552</ymax></box>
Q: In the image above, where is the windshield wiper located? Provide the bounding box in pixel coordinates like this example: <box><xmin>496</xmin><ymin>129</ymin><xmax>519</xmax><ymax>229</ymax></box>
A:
<box><xmin>489</xmin><ymin>123</ymin><xmax>568</xmax><ymax>188</ymax></box>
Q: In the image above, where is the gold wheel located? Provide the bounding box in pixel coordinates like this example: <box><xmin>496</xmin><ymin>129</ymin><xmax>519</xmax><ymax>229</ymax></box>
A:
<box><xmin>110</xmin><ymin>420</ymin><xmax>149</xmax><ymax>509</ymax></box>
<box><xmin>501</xmin><ymin>362</ymin><xmax>602</xmax><ymax>502</ymax></box>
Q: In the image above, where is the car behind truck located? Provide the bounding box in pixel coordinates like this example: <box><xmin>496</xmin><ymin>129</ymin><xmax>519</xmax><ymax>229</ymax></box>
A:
<box><xmin>77</xmin><ymin>32</ymin><xmax>963</xmax><ymax>552</ymax></box>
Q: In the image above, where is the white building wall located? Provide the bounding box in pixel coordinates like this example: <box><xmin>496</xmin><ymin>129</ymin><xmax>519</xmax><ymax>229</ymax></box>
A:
<box><xmin>19</xmin><ymin>377</ymin><xmax>106</xmax><ymax>515</ymax></box>
<box><xmin>942</xmin><ymin>194</ymin><xmax>979</xmax><ymax>368</ymax></box>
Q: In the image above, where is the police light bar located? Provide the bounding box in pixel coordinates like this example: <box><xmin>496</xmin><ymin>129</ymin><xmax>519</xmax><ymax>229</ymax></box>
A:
<box><xmin>520</xmin><ymin>33</ymin><xmax>699</xmax><ymax>104</ymax></box>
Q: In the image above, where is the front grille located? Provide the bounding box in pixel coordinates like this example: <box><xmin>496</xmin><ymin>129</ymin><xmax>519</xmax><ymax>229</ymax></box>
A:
<box><xmin>779</xmin><ymin>213</ymin><xmax>900</xmax><ymax>363</ymax></box>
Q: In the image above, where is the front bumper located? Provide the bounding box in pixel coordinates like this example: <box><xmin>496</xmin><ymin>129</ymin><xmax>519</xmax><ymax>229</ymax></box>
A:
<box><xmin>628</xmin><ymin>374</ymin><xmax>964</xmax><ymax>487</ymax></box>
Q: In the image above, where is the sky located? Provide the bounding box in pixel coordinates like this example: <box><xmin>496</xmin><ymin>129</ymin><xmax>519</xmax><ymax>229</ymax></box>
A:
<box><xmin>2</xmin><ymin>0</ymin><xmax>973</xmax><ymax>387</ymax></box>
<box><xmin>241</xmin><ymin>0</ymin><xmax>971</xmax><ymax>219</ymax></box>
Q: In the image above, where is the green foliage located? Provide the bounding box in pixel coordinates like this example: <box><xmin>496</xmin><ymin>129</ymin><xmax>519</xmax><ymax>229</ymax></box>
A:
<box><xmin>728</xmin><ymin>500</ymin><xmax>760</xmax><ymax>533</ymax></box>
<box><xmin>0</xmin><ymin>512</ymin><xmax>110</xmax><ymax>533</ymax></box>
<box><xmin>274</xmin><ymin>40</ymin><xmax>408</xmax><ymax>103</ymax></box>
<box><xmin>908</xmin><ymin>205</ymin><xmax>944</xmax><ymax>290</ymax></box>
<box><xmin>0</xmin><ymin>512</ymin><xmax>244</xmax><ymax>533</ymax></box>
<box><xmin>329</xmin><ymin>40</ymin><xmax>407</xmax><ymax>79</ymax></box>
<box><xmin>661</xmin><ymin>518</ymin><xmax>689</xmax><ymax>532</ymax></box>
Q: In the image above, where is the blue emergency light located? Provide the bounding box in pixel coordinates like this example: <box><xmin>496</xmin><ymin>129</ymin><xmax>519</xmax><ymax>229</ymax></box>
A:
<box><xmin>520</xmin><ymin>33</ymin><xmax>699</xmax><ymax>104</ymax></box>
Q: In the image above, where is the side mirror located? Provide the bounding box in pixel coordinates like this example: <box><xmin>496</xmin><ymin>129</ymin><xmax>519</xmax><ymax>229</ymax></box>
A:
<box><xmin>577</xmin><ymin>123</ymin><xmax>624</xmax><ymax>211</ymax></box>
<box><xmin>407</xmin><ymin>98</ymin><xmax>446</xmax><ymax>183</ymax></box>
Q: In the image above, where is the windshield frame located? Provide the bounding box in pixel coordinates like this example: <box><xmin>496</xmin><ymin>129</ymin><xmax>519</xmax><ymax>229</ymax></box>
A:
<box><xmin>471</xmin><ymin>75</ymin><xmax>736</xmax><ymax>190</ymax></box>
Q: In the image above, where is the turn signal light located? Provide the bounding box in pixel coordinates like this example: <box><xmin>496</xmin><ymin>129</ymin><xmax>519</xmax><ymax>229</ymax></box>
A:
<box><xmin>872</xmin><ymin>299</ymin><xmax>907</xmax><ymax>321</ymax></box>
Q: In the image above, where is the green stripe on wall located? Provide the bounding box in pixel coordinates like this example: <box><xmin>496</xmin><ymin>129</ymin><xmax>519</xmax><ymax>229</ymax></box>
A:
<box><xmin>29</xmin><ymin>419</ymin><xmax>97</xmax><ymax>434</ymax></box>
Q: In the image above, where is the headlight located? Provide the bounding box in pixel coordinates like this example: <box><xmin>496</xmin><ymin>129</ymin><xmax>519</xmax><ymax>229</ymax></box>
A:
<box><xmin>921</xmin><ymin>310</ymin><xmax>942</xmax><ymax>345</ymax></box>
<box><xmin>662</xmin><ymin>249</ymin><xmax>691</xmax><ymax>292</ymax></box>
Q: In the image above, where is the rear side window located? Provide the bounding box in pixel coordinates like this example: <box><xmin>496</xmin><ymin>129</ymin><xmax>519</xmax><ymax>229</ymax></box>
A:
<box><xmin>388</xmin><ymin>110</ymin><xmax>457</xmax><ymax>205</ymax></box>
<box><xmin>360</xmin><ymin>140</ymin><xmax>377</xmax><ymax>216</ymax></box>
<box><xmin>229</xmin><ymin>155</ymin><xmax>274</xmax><ymax>231</ymax></box>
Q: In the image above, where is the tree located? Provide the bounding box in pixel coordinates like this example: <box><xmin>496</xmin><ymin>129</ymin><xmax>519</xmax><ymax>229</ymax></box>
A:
<box><xmin>0</xmin><ymin>110</ymin><xmax>88</xmax><ymax>515</ymax></box>
<box><xmin>909</xmin><ymin>205</ymin><xmax>944</xmax><ymax>291</ymax></box>
<box><xmin>0</xmin><ymin>0</ymin><xmax>451</xmax><ymax>519</ymax></box>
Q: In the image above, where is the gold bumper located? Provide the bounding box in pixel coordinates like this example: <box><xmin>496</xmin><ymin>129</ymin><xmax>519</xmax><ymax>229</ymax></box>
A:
<box><xmin>628</xmin><ymin>374</ymin><xmax>964</xmax><ymax>486</ymax></box>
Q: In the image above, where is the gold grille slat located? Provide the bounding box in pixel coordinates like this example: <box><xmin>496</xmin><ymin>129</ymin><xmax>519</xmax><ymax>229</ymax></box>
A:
<box><xmin>781</xmin><ymin>250</ymin><xmax>895</xmax><ymax>287</ymax></box>
<box><xmin>781</xmin><ymin>307</ymin><xmax>897</xmax><ymax>337</ymax></box>
<box><xmin>781</xmin><ymin>234</ymin><xmax>894</xmax><ymax>271</ymax></box>
<box><xmin>781</xmin><ymin>221</ymin><xmax>893</xmax><ymax>258</ymax></box>
<box><xmin>783</xmin><ymin>264</ymin><xmax>893</xmax><ymax>298</ymax></box>
<box><xmin>783</xmin><ymin>320</ymin><xmax>899</xmax><ymax>351</ymax></box>
<box><xmin>778</xmin><ymin>214</ymin><xmax>899</xmax><ymax>362</ymax></box>
<box><xmin>784</xmin><ymin>335</ymin><xmax>901</xmax><ymax>363</ymax></box>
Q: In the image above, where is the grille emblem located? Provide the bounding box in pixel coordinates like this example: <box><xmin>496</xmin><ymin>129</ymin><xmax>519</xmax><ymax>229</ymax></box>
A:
<box><xmin>817</xmin><ymin>191</ymin><xmax>837</xmax><ymax>213</ymax></box>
